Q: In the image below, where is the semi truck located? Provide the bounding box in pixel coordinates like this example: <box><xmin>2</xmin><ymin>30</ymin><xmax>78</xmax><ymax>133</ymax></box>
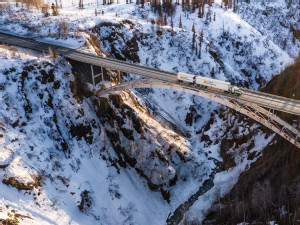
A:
<box><xmin>177</xmin><ymin>72</ymin><xmax>242</xmax><ymax>96</ymax></box>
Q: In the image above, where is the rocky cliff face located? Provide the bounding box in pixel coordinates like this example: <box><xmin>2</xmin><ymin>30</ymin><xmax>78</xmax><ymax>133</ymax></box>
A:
<box><xmin>203</xmin><ymin>58</ymin><xmax>300</xmax><ymax>224</ymax></box>
<box><xmin>0</xmin><ymin>44</ymin><xmax>217</xmax><ymax>225</ymax></box>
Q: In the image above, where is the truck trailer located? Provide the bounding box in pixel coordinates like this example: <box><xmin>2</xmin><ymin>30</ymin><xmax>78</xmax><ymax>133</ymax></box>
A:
<box><xmin>195</xmin><ymin>76</ymin><xmax>231</xmax><ymax>92</ymax></box>
<box><xmin>177</xmin><ymin>72</ymin><xmax>195</xmax><ymax>83</ymax></box>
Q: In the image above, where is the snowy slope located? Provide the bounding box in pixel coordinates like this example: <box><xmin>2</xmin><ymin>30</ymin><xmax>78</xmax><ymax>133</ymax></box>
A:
<box><xmin>0</xmin><ymin>45</ymin><xmax>217</xmax><ymax>225</ymax></box>
<box><xmin>0</xmin><ymin>0</ymin><xmax>297</xmax><ymax>224</ymax></box>
<box><xmin>239</xmin><ymin>0</ymin><xmax>300</xmax><ymax>58</ymax></box>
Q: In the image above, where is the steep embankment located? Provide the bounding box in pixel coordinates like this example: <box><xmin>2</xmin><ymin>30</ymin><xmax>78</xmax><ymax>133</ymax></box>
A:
<box><xmin>239</xmin><ymin>1</ymin><xmax>299</xmax><ymax>58</ymax></box>
<box><xmin>0</xmin><ymin>43</ymin><xmax>216</xmax><ymax>224</ymax></box>
<box><xmin>262</xmin><ymin>57</ymin><xmax>300</xmax><ymax>125</ymax></box>
<box><xmin>204</xmin><ymin>58</ymin><xmax>300</xmax><ymax>224</ymax></box>
<box><xmin>87</xmin><ymin>17</ymin><xmax>293</xmax><ymax>223</ymax></box>
<box><xmin>262</xmin><ymin>58</ymin><xmax>300</xmax><ymax>100</ymax></box>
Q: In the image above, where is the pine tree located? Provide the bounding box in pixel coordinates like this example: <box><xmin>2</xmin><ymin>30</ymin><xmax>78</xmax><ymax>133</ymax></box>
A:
<box><xmin>78</xmin><ymin>0</ymin><xmax>83</xmax><ymax>8</ymax></box>
<box><xmin>198</xmin><ymin>29</ymin><xmax>203</xmax><ymax>59</ymax></box>
<box><xmin>171</xmin><ymin>16</ymin><xmax>174</xmax><ymax>33</ymax></box>
<box><xmin>202</xmin><ymin>0</ymin><xmax>205</xmax><ymax>17</ymax></box>
<box><xmin>211</xmin><ymin>67</ymin><xmax>215</xmax><ymax>78</ymax></box>
<box><xmin>158</xmin><ymin>11</ymin><xmax>163</xmax><ymax>26</ymax></box>
<box><xmin>198</xmin><ymin>0</ymin><xmax>205</xmax><ymax>18</ymax></box>
<box><xmin>153</xmin><ymin>0</ymin><xmax>157</xmax><ymax>13</ymax></box>
<box><xmin>164</xmin><ymin>14</ymin><xmax>167</xmax><ymax>26</ymax></box>
<box><xmin>186</xmin><ymin>0</ymin><xmax>190</xmax><ymax>8</ymax></box>
<box><xmin>192</xmin><ymin>0</ymin><xmax>195</xmax><ymax>12</ymax></box>
<box><xmin>192</xmin><ymin>32</ymin><xmax>195</xmax><ymax>50</ymax></box>
<box><xmin>192</xmin><ymin>23</ymin><xmax>195</xmax><ymax>50</ymax></box>
<box><xmin>233</xmin><ymin>0</ymin><xmax>236</xmax><ymax>12</ymax></box>
<box><xmin>179</xmin><ymin>15</ymin><xmax>182</xmax><ymax>28</ymax></box>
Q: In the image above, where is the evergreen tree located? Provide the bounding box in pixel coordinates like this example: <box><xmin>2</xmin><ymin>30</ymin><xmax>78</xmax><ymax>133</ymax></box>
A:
<box><xmin>186</xmin><ymin>0</ymin><xmax>190</xmax><ymax>8</ymax></box>
<box><xmin>78</xmin><ymin>0</ymin><xmax>83</xmax><ymax>8</ymax></box>
<box><xmin>201</xmin><ymin>0</ymin><xmax>205</xmax><ymax>17</ymax></box>
<box><xmin>211</xmin><ymin>67</ymin><xmax>215</xmax><ymax>78</ymax></box>
<box><xmin>179</xmin><ymin>15</ymin><xmax>182</xmax><ymax>28</ymax></box>
<box><xmin>192</xmin><ymin>0</ymin><xmax>195</xmax><ymax>12</ymax></box>
<box><xmin>171</xmin><ymin>16</ymin><xmax>174</xmax><ymax>34</ymax></box>
<box><xmin>192</xmin><ymin>23</ymin><xmax>195</xmax><ymax>50</ymax></box>
<box><xmin>233</xmin><ymin>0</ymin><xmax>236</xmax><ymax>12</ymax></box>
<box><xmin>153</xmin><ymin>0</ymin><xmax>157</xmax><ymax>13</ymax></box>
<box><xmin>198</xmin><ymin>0</ymin><xmax>205</xmax><ymax>18</ymax></box>
<box><xmin>198</xmin><ymin>29</ymin><xmax>203</xmax><ymax>59</ymax></box>
<box><xmin>164</xmin><ymin>14</ymin><xmax>167</xmax><ymax>26</ymax></box>
<box><xmin>192</xmin><ymin>32</ymin><xmax>195</xmax><ymax>50</ymax></box>
<box><xmin>159</xmin><ymin>11</ymin><xmax>163</xmax><ymax>26</ymax></box>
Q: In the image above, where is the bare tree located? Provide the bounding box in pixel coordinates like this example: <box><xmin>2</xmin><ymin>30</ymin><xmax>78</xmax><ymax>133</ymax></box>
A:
<box><xmin>79</xmin><ymin>0</ymin><xmax>83</xmax><ymax>8</ymax></box>
<box><xmin>41</xmin><ymin>3</ymin><xmax>50</xmax><ymax>17</ymax></box>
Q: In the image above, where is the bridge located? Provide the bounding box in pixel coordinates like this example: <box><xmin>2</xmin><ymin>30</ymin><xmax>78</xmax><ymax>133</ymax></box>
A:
<box><xmin>1</xmin><ymin>32</ymin><xmax>299</xmax><ymax>148</ymax></box>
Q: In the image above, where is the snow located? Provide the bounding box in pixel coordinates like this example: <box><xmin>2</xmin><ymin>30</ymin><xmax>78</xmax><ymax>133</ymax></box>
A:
<box><xmin>182</xmin><ymin>131</ymin><xmax>275</xmax><ymax>223</ymax></box>
<box><xmin>0</xmin><ymin>45</ymin><xmax>214</xmax><ymax>224</ymax></box>
<box><xmin>0</xmin><ymin>0</ymin><xmax>297</xmax><ymax>224</ymax></box>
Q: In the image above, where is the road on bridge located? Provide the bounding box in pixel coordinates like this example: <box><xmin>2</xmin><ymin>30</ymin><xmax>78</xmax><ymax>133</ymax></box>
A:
<box><xmin>1</xmin><ymin>31</ymin><xmax>299</xmax><ymax>116</ymax></box>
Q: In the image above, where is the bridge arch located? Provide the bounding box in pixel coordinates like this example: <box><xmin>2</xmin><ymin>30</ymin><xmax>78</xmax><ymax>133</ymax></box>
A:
<box><xmin>96</xmin><ymin>79</ymin><xmax>300</xmax><ymax>149</ymax></box>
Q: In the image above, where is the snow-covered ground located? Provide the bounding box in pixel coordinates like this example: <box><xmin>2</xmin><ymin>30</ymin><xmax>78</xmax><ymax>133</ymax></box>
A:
<box><xmin>0</xmin><ymin>0</ymin><xmax>298</xmax><ymax>224</ymax></box>
<box><xmin>0</xmin><ymin>46</ymin><xmax>209</xmax><ymax>224</ymax></box>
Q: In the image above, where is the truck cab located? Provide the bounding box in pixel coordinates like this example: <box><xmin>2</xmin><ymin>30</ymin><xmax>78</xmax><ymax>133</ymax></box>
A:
<box><xmin>232</xmin><ymin>86</ymin><xmax>242</xmax><ymax>96</ymax></box>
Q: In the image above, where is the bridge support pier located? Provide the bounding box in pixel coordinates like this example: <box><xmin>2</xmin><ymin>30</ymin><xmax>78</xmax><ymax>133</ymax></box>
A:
<box><xmin>118</xmin><ymin>71</ymin><xmax>121</xmax><ymax>84</ymax></box>
<box><xmin>91</xmin><ymin>65</ymin><xmax>104</xmax><ymax>93</ymax></box>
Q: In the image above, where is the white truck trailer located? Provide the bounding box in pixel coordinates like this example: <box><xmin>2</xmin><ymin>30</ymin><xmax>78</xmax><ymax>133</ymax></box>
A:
<box><xmin>195</xmin><ymin>76</ymin><xmax>231</xmax><ymax>91</ymax></box>
<box><xmin>177</xmin><ymin>72</ymin><xmax>195</xmax><ymax>83</ymax></box>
